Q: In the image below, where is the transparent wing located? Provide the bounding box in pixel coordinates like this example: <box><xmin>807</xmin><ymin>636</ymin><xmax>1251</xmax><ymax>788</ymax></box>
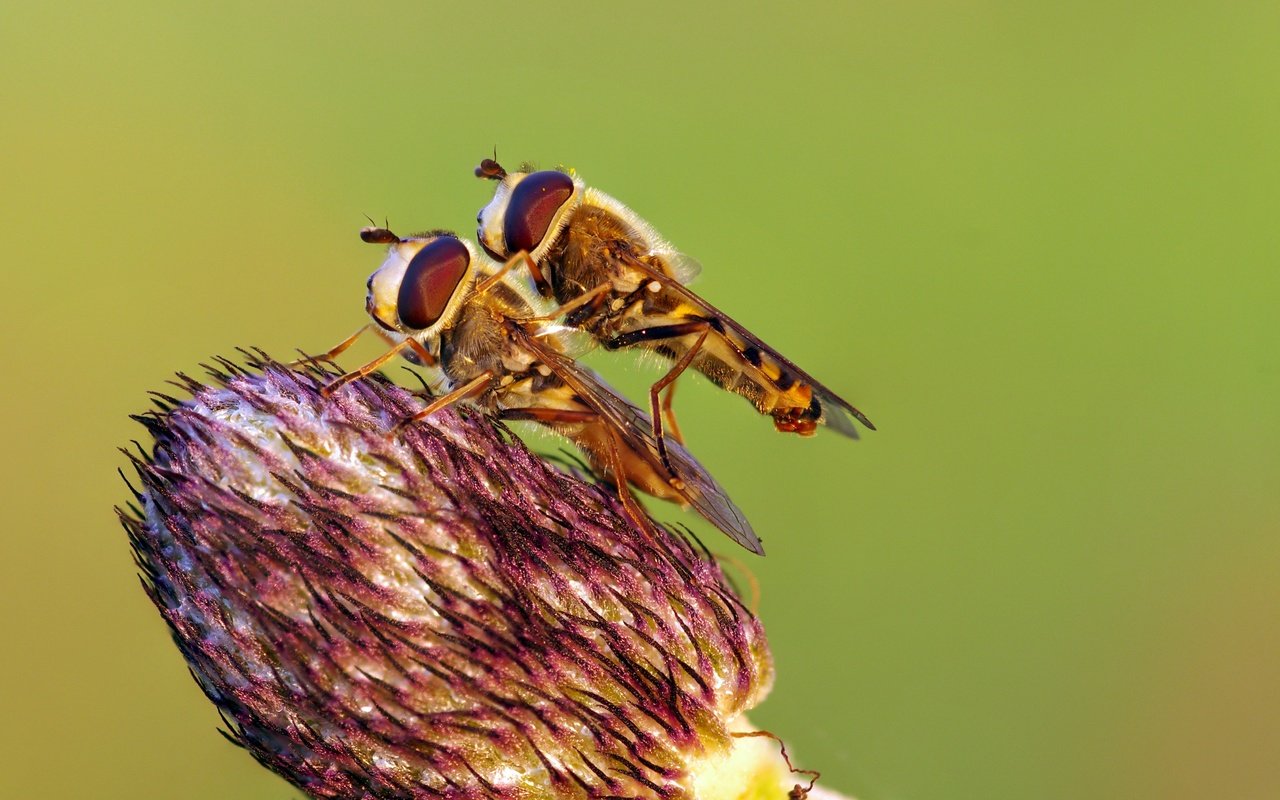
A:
<box><xmin>619</xmin><ymin>252</ymin><xmax>874</xmax><ymax>437</ymax></box>
<box><xmin>516</xmin><ymin>326</ymin><xmax>762</xmax><ymax>555</ymax></box>
<box><xmin>663</xmin><ymin>250</ymin><xmax>702</xmax><ymax>285</ymax></box>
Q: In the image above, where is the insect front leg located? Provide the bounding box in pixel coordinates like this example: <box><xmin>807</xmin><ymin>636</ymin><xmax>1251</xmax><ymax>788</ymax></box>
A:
<box><xmin>517</xmin><ymin>282</ymin><xmax>612</xmax><ymax>324</ymax></box>
<box><xmin>400</xmin><ymin>337</ymin><xmax>439</xmax><ymax>368</ymax></box>
<box><xmin>318</xmin><ymin>335</ymin><xmax>438</xmax><ymax>397</ymax></box>
<box><xmin>473</xmin><ymin>250</ymin><xmax>552</xmax><ymax>297</ymax></box>
<box><xmin>290</xmin><ymin>323</ymin><xmax>372</xmax><ymax>368</ymax></box>
<box><xmin>321</xmin><ymin>338</ymin><xmax>413</xmax><ymax>397</ymax></box>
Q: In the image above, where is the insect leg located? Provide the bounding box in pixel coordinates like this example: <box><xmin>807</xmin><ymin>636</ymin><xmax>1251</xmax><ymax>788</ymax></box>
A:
<box><xmin>495</xmin><ymin>405</ymin><xmax>661</xmax><ymax>541</ymax></box>
<box><xmin>648</xmin><ymin>324</ymin><xmax>710</xmax><ymax>474</ymax></box>
<box><xmin>397</xmin><ymin>371</ymin><xmax>494</xmax><ymax>429</ymax></box>
<box><xmin>290</xmin><ymin>323</ymin><xmax>372</xmax><ymax>368</ymax></box>
<box><xmin>603</xmin><ymin>320</ymin><xmax>712</xmax><ymax>476</ymax></box>
<box><xmin>517</xmin><ymin>282</ymin><xmax>612</xmax><ymax>324</ymax></box>
<box><xmin>603</xmin><ymin>320</ymin><xmax>711</xmax><ymax>350</ymax></box>
<box><xmin>321</xmin><ymin>338</ymin><xmax>412</xmax><ymax>397</ymax></box>
<box><xmin>659</xmin><ymin>371</ymin><xmax>683</xmax><ymax>446</ymax></box>
<box><xmin>497</xmin><ymin>408</ymin><xmax>598</xmax><ymax>424</ymax></box>
<box><xmin>473</xmin><ymin>250</ymin><xmax>551</xmax><ymax>297</ymax></box>
<box><xmin>403</xmin><ymin>337</ymin><xmax>438</xmax><ymax>367</ymax></box>
<box><xmin>598</xmin><ymin>420</ymin><xmax>666</xmax><ymax>542</ymax></box>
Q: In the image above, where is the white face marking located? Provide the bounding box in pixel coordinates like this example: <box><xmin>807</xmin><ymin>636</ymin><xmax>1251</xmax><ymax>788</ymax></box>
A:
<box><xmin>476</xmin><ymin>173</ymin><xmax>523</xmax><ymax>257</ymax></box>
<box><xmin>366</xmin><ymin>245</ymin><xmax>414</xmax><ymax>330</ymax></box>
<box><xmin>366</xmin><ymin>236</ymin><xmax>478</xmax><ymax>336</ymax></box>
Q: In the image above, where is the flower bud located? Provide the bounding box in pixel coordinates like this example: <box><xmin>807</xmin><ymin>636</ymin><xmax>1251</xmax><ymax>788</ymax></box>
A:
<box><xmin>119</xmin><ymin>355</ymin><xmax>841</xmax><ymax>799</ymax></box>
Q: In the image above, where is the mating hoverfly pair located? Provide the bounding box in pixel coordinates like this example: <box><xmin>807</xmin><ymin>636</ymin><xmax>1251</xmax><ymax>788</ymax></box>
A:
<box><xmin>308</xmin><ymin>158</ymin><xmax>874</xmax><ymax>555</ymax></box>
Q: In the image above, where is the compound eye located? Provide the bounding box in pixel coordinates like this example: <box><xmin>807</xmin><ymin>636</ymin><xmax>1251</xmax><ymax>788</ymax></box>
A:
<box><xmin>504</xmin><ymin>170</ymin><xmax>574</xmax><ymax>253</ymax></box>
<box><xmin>397</xmin><ymin>237</ymin><xmax>470</xmax><ymax>330</ymax></box>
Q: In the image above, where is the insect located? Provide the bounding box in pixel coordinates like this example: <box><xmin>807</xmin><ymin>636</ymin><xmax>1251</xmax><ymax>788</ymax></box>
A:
<box><xmin>310</xmin><ymin>227</ymin><xmax>762</xmax><ymax>555</ymax></box>
<box><xmin>474</xmin><ymin>157</ymin><xmax>875</xmax><ymax>473</ymax></box>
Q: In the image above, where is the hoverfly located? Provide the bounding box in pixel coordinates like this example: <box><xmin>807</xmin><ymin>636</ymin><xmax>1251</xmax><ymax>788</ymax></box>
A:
<box><xmin>474</xmin><ymin>157</ymin><xmax>875</xmax><ymax>471</ymax></box>
<box><xmin>310</xmin><ymin>227</ymin><xmax>762</xmax><ymax>555</ymax></box>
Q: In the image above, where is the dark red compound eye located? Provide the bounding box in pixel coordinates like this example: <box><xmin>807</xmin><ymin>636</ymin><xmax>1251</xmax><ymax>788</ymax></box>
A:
<box><xmin>503</xmin><ymin>170</ymin><xmax>574</xmax><ymax>253</ymax></box>
<box><xmin>397</xmin><ymin>237</ymin><xmax>470</xmax><ymax>330</ymax></box>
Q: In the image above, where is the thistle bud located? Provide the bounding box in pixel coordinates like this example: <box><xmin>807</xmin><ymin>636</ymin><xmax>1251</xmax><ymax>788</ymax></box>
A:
<box><xmin>118</xmin><ymin>355</ymin><xmax>843</xmax><ymax>800</ymax></box>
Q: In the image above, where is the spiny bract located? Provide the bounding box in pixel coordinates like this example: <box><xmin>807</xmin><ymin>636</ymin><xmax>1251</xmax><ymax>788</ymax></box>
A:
<box><xmin>118</xmin><ymin>354</ymin><xmax>816</xmax><ymax>800</ymax></box>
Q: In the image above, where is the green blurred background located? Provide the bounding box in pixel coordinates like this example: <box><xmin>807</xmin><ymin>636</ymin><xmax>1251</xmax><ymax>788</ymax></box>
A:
<box><xmin>3</xmin><ymin>2</ymin><xmax>1277</xmax><ymax>798</ymax></box>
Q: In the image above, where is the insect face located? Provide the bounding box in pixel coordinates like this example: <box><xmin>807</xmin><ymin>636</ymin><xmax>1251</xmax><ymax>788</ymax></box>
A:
<box><xmin>476</xmin><ymin>169</ymin><xmax>581</xmax><ymax>262</ymax></box>
<box><xmin>365</xmin><ymin>234</ymin><xmax>476</xmax><ymax>335</ymax></box>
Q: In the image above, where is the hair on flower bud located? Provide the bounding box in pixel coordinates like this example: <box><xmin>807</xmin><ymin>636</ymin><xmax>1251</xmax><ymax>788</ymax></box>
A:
<box><xmin>118</xmin><ymin>353</ymin><xmax>842</xmax><ymax>800</ymax></box>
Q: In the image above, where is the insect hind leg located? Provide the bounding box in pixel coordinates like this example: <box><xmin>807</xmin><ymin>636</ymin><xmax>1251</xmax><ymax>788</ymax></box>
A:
<box><xmin>659</xmin><ymin>376</ymin><xmax>683</xmax><ymax>447</ymax></box>
<box><xmin>495</xmin><ymin>405</ymin><xmax>663</xmax><ymax>542</ymax></box>
<box><xmin>603</xmin><ymin>319</ymin><xmax>712</xmax><ymax>476</ymax></box>
<box><xmin>645</xmin><ymin>325</ymin><xmax>710</xmax><ymax>474</ymax></box>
